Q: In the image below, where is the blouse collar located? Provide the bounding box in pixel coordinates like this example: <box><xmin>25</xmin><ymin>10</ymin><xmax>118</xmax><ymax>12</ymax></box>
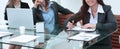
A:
<box><xmin>88</xmin><ymin>4</ymin><xmax>104</xmax><ymax>13</ymax></box>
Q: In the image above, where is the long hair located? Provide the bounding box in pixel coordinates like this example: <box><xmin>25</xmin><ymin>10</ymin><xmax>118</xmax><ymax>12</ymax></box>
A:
<box><xmin>32</xmin><ymin>0</ymin><xmax>49</xmax><ymax>8</ymax></box>
<box><xmin>8</xmin><ymin>0</ymin><xmax>14</xmax><ymax>7</ymax></box>
<box><xmin>78</xmin><ymin>0</ymin><xmax>105</xmax><ymax>24</ymax></box>
<box><xmin>7</xmin><ymin>0</ymin><xmax>21</xmax><ymax>8</ymax></box>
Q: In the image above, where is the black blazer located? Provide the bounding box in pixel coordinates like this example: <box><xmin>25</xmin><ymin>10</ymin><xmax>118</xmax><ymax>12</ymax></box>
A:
<box><xmin>4</xmin><ymin>2</ymin><xmax>30</xmax><ymax>20</ymax></box>
<box><xmin>67</xmin><ymin>5</ymin><xmax>117</xmax><ymax>49</ymax></box>
<box><xmin>32</xmin><ymin>1</ymin><xmax>73</xmax><ymax>25</ymax></box>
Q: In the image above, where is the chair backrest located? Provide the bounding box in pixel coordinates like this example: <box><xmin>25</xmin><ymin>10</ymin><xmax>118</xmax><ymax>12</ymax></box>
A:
<box><xmin>58</xmin><ymin>14</ymin><xmax>74</xmax><ymax>25</ymax></box>
<box><xmin>112</xmin><ymin>15</ymin><xmax>120</xmax><ymax>49</ymax></box>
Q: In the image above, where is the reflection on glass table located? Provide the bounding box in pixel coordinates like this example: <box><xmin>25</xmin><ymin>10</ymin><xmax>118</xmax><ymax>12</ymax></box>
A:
<box><xmin>0</xmin><ymin>25</ymin><xmax>114</xmax><ymax>49</ymax></box>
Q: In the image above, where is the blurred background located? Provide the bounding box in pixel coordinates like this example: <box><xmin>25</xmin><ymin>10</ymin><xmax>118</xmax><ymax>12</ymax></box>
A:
<box><xmin>0</xmin><ymin>0</ymin><xmax>120</xmax><ymax>24</ymax></box>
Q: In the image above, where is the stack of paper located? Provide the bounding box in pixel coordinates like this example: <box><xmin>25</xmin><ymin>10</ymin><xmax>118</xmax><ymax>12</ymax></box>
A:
<box><xmin>68</xmin><ymin>33</ymin><xmax>100</xmax><ymax>41</ymax></box>
<box><xmin>0</xmin><ymin>25</ymin><xmax>8</xmax><ymax>30</ymax></box>
<box><xmin>9</xmin><ymin>35</ymin><xmax>39</xmax><ymax>43</ymax></box>
<box><xmin>71</xmin><ymin>26</ymin><xmax>95</xmax><ymax>31</ymax></box>
<box><xmin>0</xmin><ymin>31</ymin><xmax>13</xmax><ymax>37</ymax></box>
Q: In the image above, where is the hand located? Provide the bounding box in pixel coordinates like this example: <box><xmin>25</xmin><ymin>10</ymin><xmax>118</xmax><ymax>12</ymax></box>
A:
<box><xmin>34</xmin><ymin>0</ymin><xmax>41</xmax><ymax>8</ymax></box>
<box><xmin>66</xmin><ymin>20</ymin><xmax>75</xmax><ymax>30</ymax></box>
<box><xmin>76</xmin><ymin>20</ymin><xmax>83</xmax><ymax>26</ymax></box>
<box><xmin>82</xmin><ymin>23</ymin><xmax>96</xmax><ymax>29</ymax></box>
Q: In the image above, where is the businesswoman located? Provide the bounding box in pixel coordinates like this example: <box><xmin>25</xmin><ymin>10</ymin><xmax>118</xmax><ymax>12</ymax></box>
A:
<box><xmin>32</xmin><ymin>0</ymin><xmax>73</xmax><ymax>34</ymax></box>
<box><xmin>4</xmin><ymin>0</ymin><xmax>29</xmax><ymax>20</ymax></box>
<box><xmin>66</xmin><ymin>0</ymin><xmax>117</xmax><ymax>49</ymax></box>
<box><xmin>4</xmin><ymin>0</ymin><xmax>29</xmax><ymax>49</ymax></box>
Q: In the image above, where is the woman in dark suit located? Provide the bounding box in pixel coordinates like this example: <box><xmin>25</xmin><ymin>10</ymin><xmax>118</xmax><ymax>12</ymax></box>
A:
<box><xmin>4</xmin><ymin>0</ymin><xmax>29</xmax><ymax>20</ymax></box>
<box><xmin>32</xmin><ymin>0</ymin><xmax>73</xmax><ymax>34</ymax></box>
<box><xmin>4</xmin><ymin>0</ymin><xmax>29</xmax><ymax>49</ymax></box>
<box><xmin>66</xmin><ymin>0</ymin><xmax>117</xmax><ymax>49</ymax></box>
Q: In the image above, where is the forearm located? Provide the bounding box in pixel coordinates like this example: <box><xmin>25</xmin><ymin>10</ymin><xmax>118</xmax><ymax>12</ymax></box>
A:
<box><xmin>96</xmin><ymin>22</ymin><xmax>117</xmax><ymax>31</ymax></box>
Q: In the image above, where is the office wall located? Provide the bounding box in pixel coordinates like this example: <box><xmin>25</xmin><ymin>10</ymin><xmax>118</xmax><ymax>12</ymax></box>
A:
<box><xmin>104</xmin><ymin>0</ymin><xmax>120</xmax><ymax>15</ymax></box>
<box><xmin>59</xmin><ymin>0</ymin><xmax>82</xmax><ymax>13</ymax></box>
<box><xmin>58</xmin><ymin>0</ymin><xmax>120</xmax><ymax>15</ymax></box>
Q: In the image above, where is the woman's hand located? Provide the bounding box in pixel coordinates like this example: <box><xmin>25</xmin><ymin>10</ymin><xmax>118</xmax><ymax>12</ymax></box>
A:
<box><xmin>66</xmin><ymin>21</ymin><xmax>75</xmax><ymax>30</ymax></box>
<box><xmin>82</xmin><ymin>23</ymin><xmax>96</xmax><ymax>29</ymax></box>
<box><xmin>34</xmin><ymin>0</ymin><xmax>41</xmax><ymax>8</ymax></box>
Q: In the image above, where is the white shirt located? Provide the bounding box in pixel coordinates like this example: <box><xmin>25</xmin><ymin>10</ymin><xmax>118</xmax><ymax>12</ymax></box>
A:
<box><xmin>88</xmin><ymin>4</ymin><xmax>104</xmax><ymax>24</ymax></box>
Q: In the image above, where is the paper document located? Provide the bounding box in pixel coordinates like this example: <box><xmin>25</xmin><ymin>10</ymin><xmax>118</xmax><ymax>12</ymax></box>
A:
<box><xmin>71</xmin><ymin>26</ymin><xmax>95</xmax><ymax>31</ymax></box>
<box><xmin>36</xmin><ymin>22</ymin><xmax>45</xmax><ymax>32</ymax></box>
<box><xmin>9</xmin><ymin>35</ymin><xmax>39</xmax><ymax>43</ymax></box>
<box><xmin>0</xmin><ymin>25</ymin><xmax>8</xmax><ymax>30</ymax></box>
<box><xmin>69</xmin><ymin>33</ymin><xmax>100</xmax><ymax>41</ymax></box>
<box><xmin>0</xmin><ymin>31</ymin><xmax>13</xmax><ymax>37</ymax></box>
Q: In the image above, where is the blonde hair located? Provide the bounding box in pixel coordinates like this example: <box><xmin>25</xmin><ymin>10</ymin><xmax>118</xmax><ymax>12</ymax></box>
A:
<box><xmin>7</xmin><ymin>0</ymin><xmax>21</xmax><ymax>8</ymax></box>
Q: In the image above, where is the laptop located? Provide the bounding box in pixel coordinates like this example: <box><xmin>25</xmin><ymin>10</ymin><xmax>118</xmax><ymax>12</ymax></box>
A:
<box><xmin>7</xmin><ymin>8</ymin><xmax>34</xmax><ymax>30</ymax></box>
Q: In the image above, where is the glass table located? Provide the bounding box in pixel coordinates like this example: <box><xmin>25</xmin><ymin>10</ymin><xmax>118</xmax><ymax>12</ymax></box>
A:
<box><xmin>0</xmin><ymin>25</ymin><xmax>114</xmax><ymax>49</ymax></box>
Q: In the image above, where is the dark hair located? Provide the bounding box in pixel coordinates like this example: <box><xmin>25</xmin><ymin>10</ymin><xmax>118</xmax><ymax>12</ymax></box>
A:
<box><xmin>32</xmin><ymin>0</ymin><xmax>36</xmax><ymax>3</ymax></box>
<box><xmin>77</xmin><ymin>0</ymin><xmax>105</xmax><ymax>24</ymax></box>
<box><xmin>32</xmin><ymin>0</ymin><xmax>49</xmax><ymax>7</ymax></box>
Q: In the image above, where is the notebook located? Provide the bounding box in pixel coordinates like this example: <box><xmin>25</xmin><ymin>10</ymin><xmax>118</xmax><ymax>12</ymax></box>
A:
<box><xmin>36</xmin><ymin>22</ymin><xmax>45</xmax><ymax>32</ymax></box>
<box><xmin>68</xmin><ymin>32</ymin><xmax>100</xmax><ymax>41</ymax></box>
<box><xmin>71</xmin><ymin>26</ymin><xmax>95</xmax><ymax>31</ymax></box>
<box><xmin>9</xmin><ymin>35</ymin><xmax>39</xmax><ymax>43</ymax></box>
<box><xmin>7</xmin><ymin>8</ymin><xmax>34</xmax><ymax>30</ymax></box>
<box><xmin>0</xmin><ymin>31</ymin><xmax>13</xmax><ymax>37</ymax></box>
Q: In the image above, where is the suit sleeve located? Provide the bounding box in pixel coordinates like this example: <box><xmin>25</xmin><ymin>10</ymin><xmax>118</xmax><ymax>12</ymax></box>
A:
<box><xmin>64</xmin><ymin>13</ymin><xmax>81</xmax><ymax>26</ymax></box>
<box><xmin>96</xmin><ymin>6</ymin><xmax>117</xmax><ymax>31</ymax></box>
<box><xmin>25</xmin><ymin>3</ymin><xmax>30</xmax><ymax>8</ymax></box>
<box><xmin>4</xmin><ymin>6</ymin><xmax>8</xmax><ymax>20</ymax></box>
<box><xmin>32</xmin><ymin>7</ymin><xmax>39</xmax><ymax>25</ymax></box>
<box><xmin>21</xmin><ymin>2</ymin><xmax>30</xmax><ymax>8</ymax></box>
<box><xmin>32</xmin><ymin>7</ymin><xmax>44</xmax><ymax>25</ymax></box>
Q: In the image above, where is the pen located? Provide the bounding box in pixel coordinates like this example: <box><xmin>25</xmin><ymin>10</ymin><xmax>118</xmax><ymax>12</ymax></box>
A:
<box><xmin>68</xmin><ymin>39</ymin><xmax>71</xmax><ymax>43</ymax></box>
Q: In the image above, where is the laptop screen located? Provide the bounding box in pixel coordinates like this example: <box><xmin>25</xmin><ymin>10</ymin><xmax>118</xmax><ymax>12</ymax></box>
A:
<box><xmin>7</xmin><ymin>8</ymin><xmax>34</xmax><ymax>30</ymax></box>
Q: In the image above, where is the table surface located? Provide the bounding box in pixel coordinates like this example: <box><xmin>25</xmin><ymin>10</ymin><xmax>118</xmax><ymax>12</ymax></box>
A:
<box><xmin>0</xmin><ymin>25</ymin><xmax>113</xmax><ymax>49</ymax></box>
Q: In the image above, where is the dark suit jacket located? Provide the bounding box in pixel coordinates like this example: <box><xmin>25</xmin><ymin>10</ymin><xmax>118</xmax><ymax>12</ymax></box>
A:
<box><xmin>67</xmin><ymin>5</ymin><xmax>117</xmax><ymax>49</ymax></box>
<box><xmin>32</xmin><ymin>1</ymin><xmax>73</xmax><ymax>26</ymax></box>
<box><xmin>4</xmin><ymin>2</ymin><xmax>30</xmax><ymax>20</ymax></box>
